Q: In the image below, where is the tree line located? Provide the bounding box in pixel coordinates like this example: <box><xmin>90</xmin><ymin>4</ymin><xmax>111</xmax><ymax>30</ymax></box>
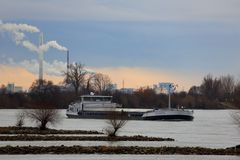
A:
<box><xmin>114</xmin><ymin>74</ymin><xmax>240</xmax><ymax>109</ymax></box>
<box><xmin>0</xmin><ymin>63</ymin><xmax>240</xmax><ymax>109</ymax></box>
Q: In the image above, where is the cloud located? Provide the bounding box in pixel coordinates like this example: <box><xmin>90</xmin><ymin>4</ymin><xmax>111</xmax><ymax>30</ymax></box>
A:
<box><xmin>0</xmin><ymin>64</ymin><xmax>63</xmax><ymax>90</ymax></box>
<box><xmin>2</xmin><ymin>57</ymin><xmax>200</xmax><ymax>90</ymax></box>
<box><xmin>90</xmin><ymin>67</ymin><xmax>202</xmax><ymax>90</ymax></box>
<box><xmin>1</xmin><ymin>0</ymin><xmax>240</xmax><ymax>22</ymax></box>
<box><xmin>4</xmin><ymin>58</ymin><xmax>66</xmax><ymax>77</ymax></box>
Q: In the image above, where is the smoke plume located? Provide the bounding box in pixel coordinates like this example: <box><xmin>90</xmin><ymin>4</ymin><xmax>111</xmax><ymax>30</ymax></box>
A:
<box><xmin>22</xmin><ymin>40</ymin><xmax>40</xmax><ymax>53</ymax></box>
<box><xmin>0</xmin><ymin>23</ymin><xmax>40</xmax><ymax>33</ymax></box>
<box><xmin>0</xmin><ymin>20</ymin><xmax>67</xmax><ymax>53</ymax></box>
<box><xmin>40</xmin><ymin>41</ymin><xmax>68</xmax><ymax>52</ymax></box>
<box><xmin>22</xmin><ymin>40</ymin><xmax>68</xmax><ymax>54</ymax></box>
<box><xmin>0</xmin><ymin>21</ymin><xmax>40</xmax><ymax>44</ymax></box>
<box><xmin>1</xmin><ymin>20</ymin><xmax>68</xmax><ymax>81</ymax></box>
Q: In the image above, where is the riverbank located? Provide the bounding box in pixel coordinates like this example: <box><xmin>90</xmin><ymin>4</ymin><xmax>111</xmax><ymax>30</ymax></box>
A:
<box><xmin>0</xmin><ymin>135</ymin><xmax>174</xmax><ymax>141</ymax></box>
<box><xmin>0</xmin><ymin>127</ymin><xmax>174</xmax><ymax>141</ymax></box>
<box><xmin>0</xmin><ymin>146</ymin><xmax>239</xmax><ymax>155</ymax></box>
<box><xmin>0</xmin><ymin>127</ymin><xmax>102</xmax><ymax>135</ymax></box>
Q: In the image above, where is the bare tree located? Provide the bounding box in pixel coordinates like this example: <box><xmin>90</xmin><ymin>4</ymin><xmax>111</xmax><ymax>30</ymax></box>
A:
<box><xmin>220</xmin><ymin>75</ymin><xmax>235</xmax><ymax>101</ymax></box>
<box><xmin>233</xmin><ymin>82</ymin><xmax>240</xmax><ymax>106</ymax></box>
<box><xmin>90</xmin><ymin>73</ymin><xmax>113</xmax><ymax>94</ymax></box>
<box><xmin>200</xmin><ymin>74</ymin><xmax>221</xmax><ymax>100</ymax></box>
<box><xmin>0</xmin><ymin>84</ymin><xmax>6</xmax><ymax>94</ymax></box>
<box><xmin>64</xmin><ymin>63</ymin><xmax>87</xmax><ymax>96</ymax></box>
<box><xmin>104</xmin><ymin>111</ymin><xmax>128</xmax><ymax>137</ymax></box>
<box><xmin>188</xmin><ymin>86</ymin><xmax>201</xmax><ymax>96</ymax></box>
<box><xmin>85</xmin><ymin>74</ymin><xmax>95</xmax><ymax>94</ymax></box>
<box><xmin>25</xmin><ymin>109</ymin><xmax>61</xmax><ymax>130</ymax></box>
<box><xmin>15</xmin><ymin>110</ymin><xmax>25</xmax><ymax>127</ymax></box>
<box><xmin>29</xmin><ymin>79</ymin><xmax>61</xmax><ymax>107</ymax></box>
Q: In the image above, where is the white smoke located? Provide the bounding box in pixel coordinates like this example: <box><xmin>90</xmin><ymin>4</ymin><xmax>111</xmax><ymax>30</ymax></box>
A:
<box><xmin>0</xmin><ymin>20</ymin><xmax>67</xmax><ymax>53</ymax></box>
<box><xmin>0</xmin><ymin>23</ymin><xmax>40</xmax><ymax>33</ymax></box>
<box><xmin>22</xmin><ymin>40</ymin><xmax>68</xmax><ymax>54</ymax></box>
<box><xmin>0</xmin><ymin>21</ymin><xmax>40</xmax><ymax>44</ymax></box>
<box><xmin>1</xmin><ymin>20</ymin><xmax>68</xmax><ymax>80</ymax></box>
<box><xmin>4</xmin><ymin>58</ymin><xmax>66</xmax><ymax>76</ymax></box>
<box><xmin>4</xmin><ymin>57</ymin><xmax>94</xmax><ymax>77</ymax></box>
<box><xmin>40</xmin><ymin>40</ymin><xmax>68</xmax><ymax>52</ymax></box>
<box><xmin>22</xmin><ymin>40</ymin><xmax>40</xmax><ymax>53</ymax></box>
<box><xmin>12</xmin><ymin>31</ymin><xmax>25</xmax><ymax>44</ymax></box>
<box><xmin>20</xmin><ymin>59</ymin><xmax>66</xmax><ymax>76</ymax></box>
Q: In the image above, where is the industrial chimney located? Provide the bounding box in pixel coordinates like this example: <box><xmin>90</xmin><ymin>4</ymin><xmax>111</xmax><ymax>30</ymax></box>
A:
<box><xmin>67</xmin><ymin>50</ymin><xmax>70</xmax><ymax>83</ymax></box>
<box><xmin>38</xmin><ymin>32</ymin><xmax>44</xmax><ymax>85</ymax></box>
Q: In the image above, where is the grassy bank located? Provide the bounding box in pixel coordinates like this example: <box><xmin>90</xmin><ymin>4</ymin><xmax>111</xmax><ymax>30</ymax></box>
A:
<box><xmin>0</xmin><ymin>127</ymin><xmax>102</xmax><ymax>135</ymax></box>
<box><xmin>0</xmin><ymin>135</ymin><xmax>174</xmax><ymax>141</ymax></box>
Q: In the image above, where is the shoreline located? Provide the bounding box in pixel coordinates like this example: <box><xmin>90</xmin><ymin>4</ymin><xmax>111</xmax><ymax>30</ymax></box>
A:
<box><xmin>0</xmin><ymin>146</ymin><xmax>239</xmax><ymax>155</ymax></box>
<box><xmin>0</xmin><ymin>127</ymin><xmax>103</xmax><ymax>135</ymax></box>
<box><xmin>0</xmin><ymin>135</ymin><xmax>174</xmax><ymax>141</ymax></box>
<box><xmin>0</xmin><ymin>127</ymin><xmax>174</xmax><ymax>141</ymax></box>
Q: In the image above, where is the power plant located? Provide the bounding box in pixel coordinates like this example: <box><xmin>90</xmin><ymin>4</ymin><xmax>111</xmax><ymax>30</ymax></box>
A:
<box><xmin>1</xmin><ymin>21</ymin><xmax>68</xmax><ymax>87</ymax></box>
<box><xmin>36</xmin><ymin>32</ymin><xmax>68</xmax><ymax>85</ymax></box>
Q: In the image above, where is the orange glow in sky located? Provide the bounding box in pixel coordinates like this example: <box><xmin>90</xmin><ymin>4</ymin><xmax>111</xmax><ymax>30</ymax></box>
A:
<box><xmin>0</xmin><ymin>64</ymin><xmax>200</xmax><ymax>91</ymax></box>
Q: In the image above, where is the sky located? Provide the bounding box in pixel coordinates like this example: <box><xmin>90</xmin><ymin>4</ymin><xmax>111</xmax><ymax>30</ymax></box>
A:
<box><xmin>0</xmin><ymin>0</ymin><xmax>240</xmax><ymax>90</ymax></box>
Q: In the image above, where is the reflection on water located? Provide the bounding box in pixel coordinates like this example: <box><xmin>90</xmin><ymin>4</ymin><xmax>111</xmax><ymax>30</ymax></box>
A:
<box><xmin>0</xmin><ymin>109</ymin><xmax>239</xmax><ymax>148</ymax></box>
<box><xmin>0</xmin><ymin>154</ymin><xmax>239</xmax><ymax>160</ymax></box>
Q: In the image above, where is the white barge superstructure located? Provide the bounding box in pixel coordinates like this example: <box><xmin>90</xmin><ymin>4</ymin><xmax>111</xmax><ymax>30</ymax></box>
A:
<box><xmin>66</xmin><ymin>95</ymin><xmax>147</xmax><ymax>120</ymax></box>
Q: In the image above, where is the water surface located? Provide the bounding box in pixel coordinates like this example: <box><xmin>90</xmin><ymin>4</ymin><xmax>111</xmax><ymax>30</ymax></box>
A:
<box><xmin>0</xmin><ymin>109</ymin><xmax>239</xmax><ymax>148</ymax></box>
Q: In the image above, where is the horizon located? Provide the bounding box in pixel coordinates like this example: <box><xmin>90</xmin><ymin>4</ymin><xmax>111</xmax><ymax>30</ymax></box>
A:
<box><xmin>1</xmin><ymin>0</ymin><xmax>240</xmax><ymax>91</ymax></box>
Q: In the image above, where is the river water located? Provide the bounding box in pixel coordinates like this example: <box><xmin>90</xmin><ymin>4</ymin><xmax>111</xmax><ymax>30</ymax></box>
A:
<box><xmin>0</xmin><ymin>109</ymin><xmax>239</xmax><ymax>159</ymax></box>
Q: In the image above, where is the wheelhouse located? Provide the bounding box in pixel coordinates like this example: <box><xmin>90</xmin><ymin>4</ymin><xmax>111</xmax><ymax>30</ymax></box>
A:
<box><xmin>80</xmin><ymin>95</ymin><xmax>112</xmax><ymax>103</ymax></box>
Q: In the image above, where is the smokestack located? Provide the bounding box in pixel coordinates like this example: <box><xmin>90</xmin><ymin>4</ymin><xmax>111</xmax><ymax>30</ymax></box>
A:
<box><xmin>39</xmin><ymin>32</ymin><xmax>44</xmax><ymax>84</ymax></box>
<box><xmin>67</xmin><ymin>50</ymin><xmax>70</xmax><ymax>83</ymax></box>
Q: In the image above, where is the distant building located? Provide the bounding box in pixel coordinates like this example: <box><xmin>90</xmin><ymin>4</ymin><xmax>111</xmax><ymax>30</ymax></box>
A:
<box><xmin>119</xmin><ymin>88</ymin><xmax>134</xmax><ymax>94</ymax></box>
<box><xmin>111</xmin><ymin>83</ymin><xmax>117</xmax><ymax>91</ymax></box>
<box><xmin>6</xmin><ymin>83</ymin><xmax>23</xmax><ymax>93</ymax></box>
<box><xmin>14</xmin><ymin>86</ymin><xmax>23</xmax><ymax>93</ymax></box>
<box><xmin>6</xmin><ymin>83</ymin><xmax>15</xmax><ymax>93</ymax></box>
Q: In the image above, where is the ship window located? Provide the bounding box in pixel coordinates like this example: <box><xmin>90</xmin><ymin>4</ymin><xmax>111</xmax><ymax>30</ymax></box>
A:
<box><xmin>82</xmin><ymin>96</ymin><xmax>112</xmax><ymax>102</ymax></box>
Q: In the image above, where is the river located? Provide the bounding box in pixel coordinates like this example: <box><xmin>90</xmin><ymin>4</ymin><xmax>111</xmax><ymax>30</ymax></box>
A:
<box><xmin>0</xmin><ymin>109</ymin><xmax>239</xmax><ymax>159</ymax></box>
